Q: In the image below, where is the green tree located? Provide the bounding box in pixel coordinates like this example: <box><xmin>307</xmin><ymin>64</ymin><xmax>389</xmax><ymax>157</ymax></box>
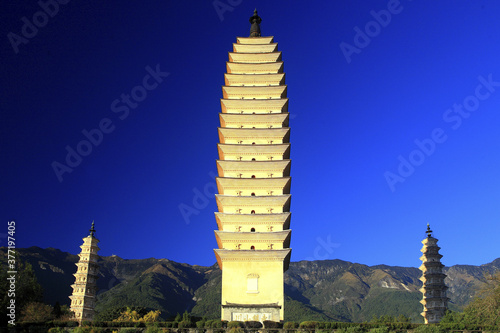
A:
<box><xmin>0</xmin><ymin>255</ymin><xmax>44</xmax><ymax>326</ymax></box>
<box><xmin>141</xmin><ymin>310</ymin><xmax>161</xmax><ymax>322</ymax></box>
<box><xmin>15</xmin><ymin>258</ymin><xmax>44</xmax><ymax>307</ymax></box>
<box><xmin>20</xmin><ymin>302</ymin><xmax>54</xmax><ymax>323</ymax></box>
<box><xmin>462</xmin><ymin>271</ymin><xmax>500</xmax><ymax>327</ymax></box>
<box><xmin>182</xmin><ymin>310</ymin><xmax>190</xmax><ymax>322</ymax></box>
<box><xmin>397</xmin><ymin>314</ymin><xmax>411</xmax><ymax>323</ymax></box>
<box><xmin>95</xmin><ymin>306</ymin><xmax>148</xmax><ymax>321</ymax></box>
<box><xmin>440</xmin><ymin>309</ymin><xmax>464</xmax><ymax>324</ymax></box>
<box><xmin>113</xmin><ymin>307</ymin><xmax>162</xmax><ymax>322</ymax></box>
<box><xmin>114</xmin><ymin>307</ymin><xmax>142</xmax><ymax>322</ymax></box>
<box><xmin>53</xmin><ymin>301</ymin><xmax>62</xmax><ymax>318</ymax></box>
<box><xmin>414</xmin><ymin>325</ymin><xmax>446</xmax><ymax>333</ymax></box>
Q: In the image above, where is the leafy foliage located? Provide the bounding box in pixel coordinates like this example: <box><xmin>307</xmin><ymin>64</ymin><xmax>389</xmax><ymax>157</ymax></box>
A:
<box><xmin>227</xmin><ymin>327</ymin><xmax>245</xmax><ymax>333</ymax></box>
<box><xmin>414</xmin><ymin>324</ymin><xmax>447</xmax><ymax>333</ymax></box>
<box><xmin>96</xmin><ymin>306</ymin><xmax>149</xmax><ymax>321</ymax></box>
<box><xmin>263</xmin><ymin>320</ymin><xmax>282</xmax><ymax>328</ymax></box>
<box><xmin>0</xmin><ymin>256</ymin><xmax>44</xmax><ymax>326</ymax></box>
<box><xmin>244</xmin><ymin>320</ymin><xmax>262</xmax><ymax>328</ymax></box>
<box><xmin>227</xmin><ymin>321</ymin><xmax>244</xmax><ymax>328</ymax></box>
<box><xmin>114</xmin><ymin>307</ymin><xmax>162</xmax><ymax>322</ymax></box>
<box><xmin>441</xmin><ymin>271</ymin><xmax>500</xmax><ymax>329</ymax></box>
<box><xmin>370</xmin><ymin>314</ymin><xmax>411</xmax><ymax>323</ymax></box>
<box><xmin>283</xmin><ymin>321</ymin><xmax>299</xmax><ymax>329</ymax></box>
<box><xmin>142</xmin><ymin>310</ymin><xmax>161</xmax><ymax>322</ymax></box>
<box><xmin>462</xmin><ymin>271</ymin><xmax>500</xmax><ymax>327</ymax></box>
<box><xmin>20</xmin><ymin>302</ymin><xmax>54</xmax><ymax>323</ymax></box>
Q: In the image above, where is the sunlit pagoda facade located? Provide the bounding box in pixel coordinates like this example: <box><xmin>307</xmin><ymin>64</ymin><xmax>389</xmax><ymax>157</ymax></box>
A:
<box><xmin>419</xmin><ymin>224</ymin><xmax>448</xmax><ymax>324</ymax></box>
<box><xmin>69</xmin><ymin>222</ymin><xmax>100</xmax><ymax>323</ymax></box>
<box><xmin>214</xmin><ymin>10</ymin><xmax>292</xmax><ymax>322</ymax></box>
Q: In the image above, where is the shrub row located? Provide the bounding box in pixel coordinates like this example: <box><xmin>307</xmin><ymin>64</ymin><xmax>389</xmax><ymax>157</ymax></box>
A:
<box><xmin>15</xmin><ymin>320</ymin><xmax>499</xmax><ymax>332</ymax></box>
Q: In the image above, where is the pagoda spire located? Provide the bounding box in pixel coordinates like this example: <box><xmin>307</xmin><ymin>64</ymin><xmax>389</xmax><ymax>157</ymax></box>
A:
<box><xmin>89</xmin><ymin>220</ymin><xmax>96</xmax><ymax>237</ymax></box>
<box><xmin>249</xmin><ymin>9</ymin><xmax>262</xmax><ymax>37</ymax></box>
<box><xmin>419</xmin><ymin>224</ymin><xmax>448</xmax><ymax>324</ymax></box>
<box><xmin>426</xmin><ymin>223</ymin><xmax>432</xmax><ymax>238</ymax></box>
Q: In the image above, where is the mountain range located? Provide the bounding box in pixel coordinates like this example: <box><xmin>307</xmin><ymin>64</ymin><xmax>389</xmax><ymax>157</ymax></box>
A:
<box><xmin>1</xmin><ymin>247</ymin><xmax>499</xmax><ymax>323</ymax></box>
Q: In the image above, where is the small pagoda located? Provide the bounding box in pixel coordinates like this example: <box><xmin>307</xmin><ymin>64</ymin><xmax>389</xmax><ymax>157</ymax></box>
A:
<box><xmin>419</xmin><ymin>224</ymin><xmax>448</xmax><ymax>324</ymax></box>
<box><xmin>69</xmin><ymin>221</ymin><xmax>100</xmax><ymax>323</ymax></box>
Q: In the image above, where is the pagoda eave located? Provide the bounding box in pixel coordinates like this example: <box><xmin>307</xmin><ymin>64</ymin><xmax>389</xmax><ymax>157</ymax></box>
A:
<box><xmin>216</xmin><ymin>159</ymin><xmax>291</xmax><ymax>175</ymax></box>
<box><xmin>216</xmin><ymin>177</ymin><xmax>291</xmax><ymax>195</ymax></box>
<box><xmin>215</xmin><ymin>230</ymin><xmax>291</xmax><ymax>245</ymax></box>
<box><xmin>220</xmin><ymin>98</ymin><xmax>289</xmax><ymax>114</ymax></box>
<box><xmin>218</xmin><ymin>143</ymin><xmax>291</xmax><ymax>161</ymax></box>
<box><xmin>215</xmin><ymin>194</ymin><xmax>291</xmax><ymax>205</ymax></box>
<box><xmin>219</xmin><ymin>113</ymin><xmax>289</xmax><ymax>127</ymax></box>
<box><xmin>224</xmin><ymin>73</ymin><xmax>285</xmax><ymax>87</ymax></box>
<box><xmin>214</xmin><ymin>248</ymin><xmax>291</xmax><ymax>270</ymax></box>
<box><xmin>236</xmin><ymin>36</ymin><xmax>274</xmax><ymax>44</ymax></box>
<box><xmin>228</xmin><ymin>52</ymin><xmax>282</xmax><ymax>63</ymax></box>
<box><xmin>226</xmin><ymin>62</ymin><xmax>283</xmax><ymax>74</ymax></box>
<box><xmin>222</xmin><ymin>85</ymin><xmax>287</xmax><ymax>99</ymax></box>
<box><xmin>233</xmin><ymin>43</ymin><xmax>278</xmax><ymax>53</ymax></box>
<box><xmin>215</xmin><ymin>212</ymin><xmax>291</xmax><ymax>230</ymax></box>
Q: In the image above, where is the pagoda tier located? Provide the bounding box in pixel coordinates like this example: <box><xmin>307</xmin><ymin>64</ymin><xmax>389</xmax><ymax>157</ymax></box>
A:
<box><xmin>69</xmin><ymin>222</ymin><xmax>100</xmax><ymax>323</ymax></box>
<box><xmin>218</xmin><ymin>144</ymin><xmax>290</xmax><ymax>161</ymax></box>
<box><xmin>419</xmin><ymin>224</ymin><xmax>449</xmax><ymax>324</ymax></box>
<box><xmin>220</xmin><ymin>99</ymin><xmax>288</xmax><ymax>114</ymax></box>
<box><xmin>236</xmin><ymin>36</ymin><xmax>274</xmax><ymax>44</ymax></box>
<box><xmin>215</xmin><ymin>194</ymin><xmax>291</xmax><ymax>214</ymax></box>
<box><xmin>227</xmin><ymin>62</ymin><xmax>283</xmax><ymax>74</ymax></box>
<box><xmin>219</xmin><ymin>113</ymin><xmax>289</xmax><ymax>128</ymax></box>
<box><xmin>224</xmin><ymin>73</ymin><xmax>285</xmax><ymax>86</ymax></box>
<box><xmin>215</xmin><ymin>212</ymin><xmax>291</xmax><ymax>232</ymax></box>
<box><xmin>217</xmin><ymin>160</ymin><xmax>291</xmax><ymax>178</ymax></box>
<box><xmin>214</xmin><ymin>10</ymin><xmax>291</xmax><ymax>322</ymax></box>
<box><xmin>222</xmin><ymin>86</ymin><xmax>287</xmax><ymax>99</ymax></box>
<box><xmin>214</xmin><ymin>248</ymin><xmax>291</xmax><ymax>270</ymax></box>
<box><xmin>233</xmin><ymin>43</ymin><xmax>278</xmax><ymax>53</ymax></box>
<box><xmin>228</xmin><ymin>52</ymin><xmax>282</xmax><ymax>63</ymax></box>
<box><xmin>215</xmin><ymin>230</ymin><xmax>291</xmax><ymax>250</ymax></box>
<box><xmin>216</xmin><ymin>177</ymin><xmax>291</xmax><ymax>196</ymax></box>
<box><xmin>218</xmin><ymin>128</ymin><xmax>290</xmax><ymax>145</ymax></box>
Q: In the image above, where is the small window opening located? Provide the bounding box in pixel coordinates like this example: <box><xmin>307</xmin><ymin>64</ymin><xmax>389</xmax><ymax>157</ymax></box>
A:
<box><xmin>251</xmin><ymin>228</ymin><xmax>255</xmax><ymax>232</ymax></box>
<box><xmin>251</xmin><ymin>210</ymin><xmax>256</xmax><ymax>214</ymax></box>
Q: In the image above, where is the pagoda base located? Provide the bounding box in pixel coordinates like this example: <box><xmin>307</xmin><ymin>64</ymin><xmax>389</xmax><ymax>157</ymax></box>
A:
<box><xmin>222</xmin><ymin>303</ymin><xmax>281</xmax><ymax>322</ymax></box>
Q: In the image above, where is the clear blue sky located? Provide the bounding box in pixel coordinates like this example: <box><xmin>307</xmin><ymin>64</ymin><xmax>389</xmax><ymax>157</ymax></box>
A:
<box><xmin>1</xmin><ymin>1</ymin><xmax>500</xmax><ymax>268</ymax></box>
